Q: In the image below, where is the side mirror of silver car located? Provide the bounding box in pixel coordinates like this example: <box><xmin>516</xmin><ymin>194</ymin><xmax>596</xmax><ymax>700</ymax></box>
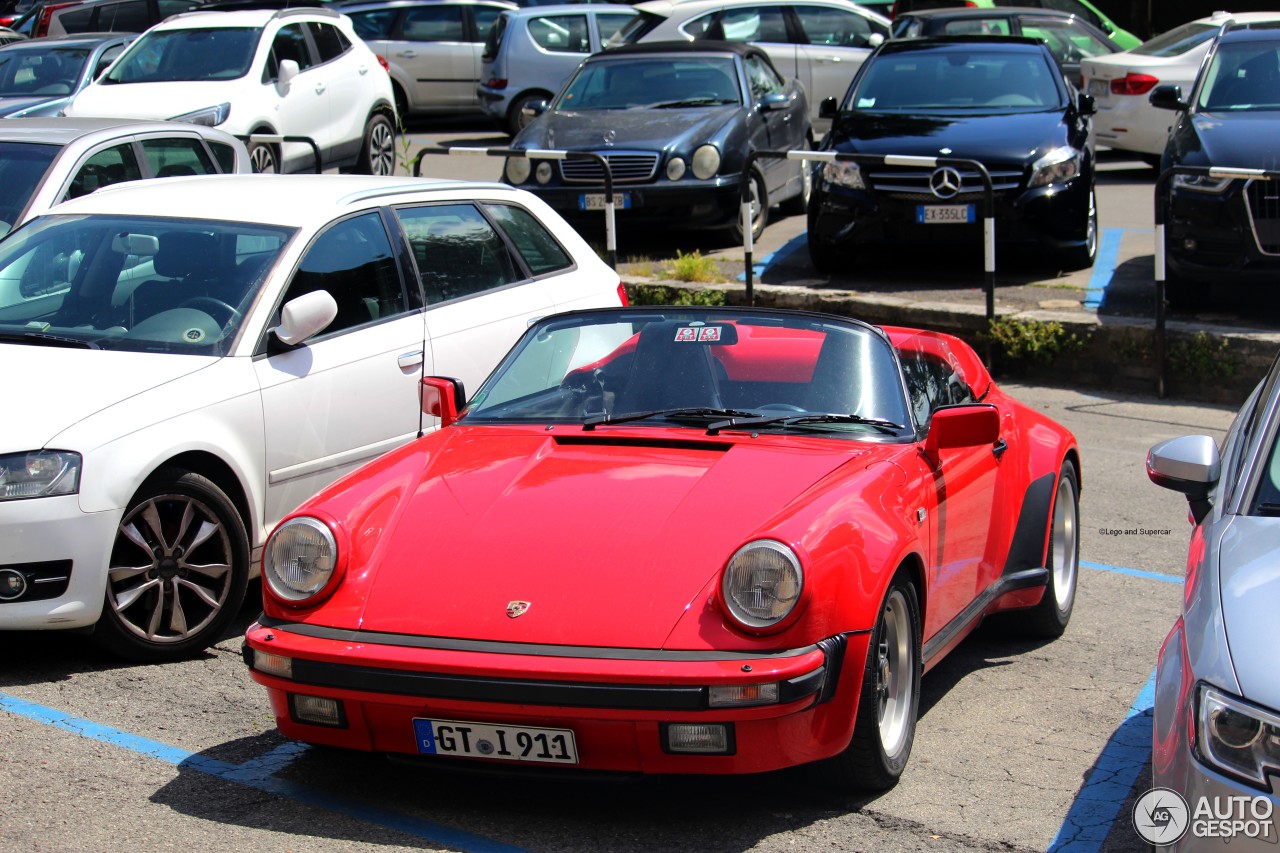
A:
<box><xmin>1147</xmin><ymin>434</ymin><xmax>1221</xmax><ymax>524</ymax></box>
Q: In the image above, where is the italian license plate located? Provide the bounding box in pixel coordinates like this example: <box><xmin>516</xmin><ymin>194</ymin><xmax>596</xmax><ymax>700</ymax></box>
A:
<box><xmin>1088</xmin><ymin>78</ymin><xmax>1109</xmax><ymax>98</ymax></box>
<box><xmin>917</xmin><ymin>204</ymin><xmax>974</xmax><ymax>224</ymax></box>
<box><xmin>412</xmin><ymin>717</ymin><xmax>579</xmax><ymax>764</ymax></box>
<box><xmin>578</xmin><ymin>193</ymin><xmax>631</xmax><ymax>210</ymax></box>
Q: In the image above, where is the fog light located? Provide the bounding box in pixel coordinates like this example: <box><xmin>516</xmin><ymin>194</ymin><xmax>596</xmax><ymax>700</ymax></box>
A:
<box><xmin>0</xmin><ymin>569</ymin><xmax>26</xmax><ymax>600</ymax></box>
<box><xmin>709</xmin><ymin>682</ymin><xmax>779</xmax><ymax>707</ymax></box>
<box><xmin>535</xmin><ymin>161</ymin><xmax>553</xmax><ymax>184</ymax></box>
<box><xmin>288</xmin><ymin>693</ymin><xmax>347</xmax><ymax>728</ymax></box>
<box><xmin>253</xmin><ymin>650</ymin><xmax>293</xmax><ymax>679</ymax></box>
<box><xmin>663</xmin><ymin>722</ymin><xmax>733</xmax><ymax>754</ymax></box>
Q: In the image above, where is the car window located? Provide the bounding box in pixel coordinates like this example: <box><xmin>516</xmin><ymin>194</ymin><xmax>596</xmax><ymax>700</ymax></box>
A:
<box><xmin>793</xmin><ymin>5</ymin><xmax>884</xmax><ymax>48</ymax></box>
<box><xmin>0</xmin><ymin>141</ymin><xmax>58</xmax><ymax>237</ymax></box>
<box><xmin>896</xmin><ymin>334</ymin><xmax>976</xmax><ymax>429</ymax></box>
<box><xmin>1020</xmin><ymin>17</ymin><xmax>1113</xmax><ymax>61</ymax></box>
<box><xmin>395</xmin><ymin>203</ymin><xmax>521</xmax><ymax>304</ymax></box>
<box><xmin>941</xmin><ymin>17</ymin><xmax>1012</xmax><ymax>36</ymax></box>
<box><xmin>308</xmin><ymin>22</ymin><xmax>351</xmax><ymax>63</ymax></box>
<box><xmin>106</xmin><ymin>27</ymin><xmax>259</xmax><ymax>82</ymax></box>
<box><xmin>473</xmin><ymin>4</ymin><xmax>505</xmax><ymax>42</ymax></box>
<box><xmin>1198</xmin><ymin>41</ymin><xmax>1280</xmax><ymax>112</ymax></box>
<box><xmin>745</xmin><ymin>53</ymin><xmax>783</xmax><ymax>98</ymax></box>
<box><xmin>482</xmin><ymin>203</ymin><xmax>573</xmax><ymax>276</ymax></box>
<box><xmin>0</xmin><ymin>46</ymin><xmax>86</xmax><ymax>96</ymax></box>
<box><xmin>703</xmin><ymin>7</ymin><xmax>791</xmax><ymax>44</ymax></box>
<box><xmin>269</xmin><ymin>23</ymin><xmax>314</xmax><ymax>75</ymax></box>
<box><xmin>139</xmin><ymin>137</ymin><xmax>217</xmax><ymax>177</ymax></box>
<box><xmin>207</xmin><ymin>141</ymin><xmax>238</xmax><ymax>173</ymax></box>
<box><xmin>1039</xmin><ymin>0</ymin><xmax>1101</xmax><ymax>29</ymax></box>
<box><xmin>64</xmin><ymin>143</ymin><xmax>142</xmax><ymax>201</ymax></box>
<box><xmin>595</xmin><ymin>12</ymin><xmax>635</xmax><ymax>43</ymax></box>
<box><xmin>282</xmin><ymin>212</ymin><xmax>406</xmax><ymax>335</ymax></box>
<box><xmin>95</xmin><ymin>0</ymin><xmax>150</xmax><ymax>34</ymax></box>
<box><xmin>401</xmin><ymin>5</ymin><xmax>466</xmax><ymax>42</ymax></box>
<box><xmin>528</xmin><ymin>14</ymin><xmax>590</xmax><ymax>53</ymax></box>
<box><xmin>348</xmin><ymin>9</ymin><xmax>397</xmax><ymax>41</ymax></box>
<box><xmin>94</xmin><ymin>43</ymin><xmax>127</xmax><ymax>79</ymax></box>
<box><xmin>1130</xmin><ymin>21</ymin><xmax>1217</xmax><ymax>58</ymax></box>
<box><xmin>481</xmin><ymin>12</ymin><xmax>508</xmax><ymax>60</ymax></box>
<box><xmin>852</xmin><ymin>49</ymin><xmax>1060</xmax><ymax>110</ymax></box>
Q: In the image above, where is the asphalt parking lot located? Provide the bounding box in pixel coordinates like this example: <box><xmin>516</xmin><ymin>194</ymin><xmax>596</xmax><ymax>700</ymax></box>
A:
<box><xmin>0</xmin><ymin>118</ymin><xmax>1269</xmax><ymax>853</ymax></box>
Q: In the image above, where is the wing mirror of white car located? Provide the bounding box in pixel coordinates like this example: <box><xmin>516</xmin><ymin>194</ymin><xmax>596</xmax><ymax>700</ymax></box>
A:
<box><xmin>1147</xmin><ymin>434</ymin><xmax>1221</xmax><ymax>524</ymax></box>
<box><xmin>867</xmin><ymin>32</ymin><xmax>884</xmax><ymax>48</ymax></box>
<box><xmin>277</xmin><ymin>59</ymin><xmax>301</xmax><ymax>91</ymax></box>
<box><xmin>272</xmin><ymin>289</ymin><xmax>338</xmax><ymax>346</ymax></box>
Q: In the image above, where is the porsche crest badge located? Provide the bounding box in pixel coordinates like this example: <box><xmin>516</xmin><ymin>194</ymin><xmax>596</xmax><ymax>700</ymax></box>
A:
<box><xmin>506</xmin><ymin>600</ymin><xmax>531</xmax><ymax>618</ymax></box>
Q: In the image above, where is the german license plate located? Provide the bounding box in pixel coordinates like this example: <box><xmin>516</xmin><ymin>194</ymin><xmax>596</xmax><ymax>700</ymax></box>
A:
<box><xmin>1088</xmin><ymin>78</ymin><xmax>1109</xmax><ymax>98</ymax></box>
<box><xmin>917</xmin><ymin>204</ymin><xmax>974</xmax><ymax>224</ymax></box>
<box><xmin>412</xmin><ymin>718</ymin><xmax>578</xmax><ymax>764</ymax></box>
<box><xmin>578</xmin><ymin>193</ymin><xmax>631</xmax><ymax>210</ymax></box>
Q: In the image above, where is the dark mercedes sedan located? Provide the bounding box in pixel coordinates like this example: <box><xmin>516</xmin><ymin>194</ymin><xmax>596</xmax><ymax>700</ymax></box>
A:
<box><xmin>1153</xmin><ymin>21</ymin><xmax>1280</xmax><ymax>308</ymax></box>
<box><xmin>503</xmin><ymin>40</ymin><xmax>811</xmax><ymax>243</ymax></box>
<box><xmin>807</xmin><ymin>35</ymin><xmax>1097</xmax><ymax>273</ymax></box>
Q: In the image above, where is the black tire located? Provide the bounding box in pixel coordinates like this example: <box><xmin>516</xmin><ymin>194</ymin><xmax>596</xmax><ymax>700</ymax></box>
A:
<box><xmin>392</xmin><ymin>83</ymin><xmax>409</xmax><ymax>124</ymax></box>
<box><xmin>356</xmin><ymin>113</ymin><xmax>396</xmax><ymax>176</ymax></box>
<box><xmin>1009</xmin><ymin>461</ymin><xmax>1080</xmax><ymax>638</ymax></box>
<box><xmin>779</xmin><ymin>138</ymin><xmax>814</xmax><ymax>217</ymax></box>
<box><xmin>807</xmin><ymin>229</ymin><xmax>845</xmax><ymax>275</ymax></box>
<box><xmin>1059</xmin><ymin>187</ymin><xmax>1098</xmax><ymax>271</ymax></box>
<box><xmin>727</xmin><ymin>168</ymin><xmax>768</xmax><ymax>244</ymax></box>
<box><xmin>92</xmin><ymin>468</ymin><xmax>249</xmax><ymax>662</ymax></box>
<box><xmin>248</xmin><ymin>140</ymin><xmax>280</xmax><ymax>174</ymax></box>
<box><xmin>507</xmin><ymin>91</ymin><xmax>551</xmax><ymax>136</ymax></box>
<box><xmin>817</xmin><ymin>569</ymin><xmax>922</xmax><ymax>791</ymax></box>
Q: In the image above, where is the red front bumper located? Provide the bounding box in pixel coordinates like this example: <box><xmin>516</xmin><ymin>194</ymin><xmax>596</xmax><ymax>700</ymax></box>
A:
<box><xmin>243</xmin><ymin>620</ymin><xmax>869</xmax><ymax>776</ymax></box>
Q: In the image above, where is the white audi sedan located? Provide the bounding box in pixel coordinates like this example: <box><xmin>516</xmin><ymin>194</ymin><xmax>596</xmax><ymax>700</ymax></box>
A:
<box><xmin>1081</xmin><ymin>10</ymin><xmax>1280</xmax><ymax>163</ymax></box>
<box><xmin>0</xmin><ymin>174</ymin><xmax>626</xmax><ymax>661</ymax></box>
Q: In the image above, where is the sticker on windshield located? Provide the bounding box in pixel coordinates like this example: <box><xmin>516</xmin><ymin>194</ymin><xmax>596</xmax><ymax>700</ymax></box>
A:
<box><xmin>675</xmin><ymin>326</ymin><xmax>721</xmax><ymax>342</ymax></box>
<box><xmin>857</xmin><ymin>97</ymin><xmax>876</xmax><ymax>108</ymax></box>
<box><xmin>183</xmin><ymin>328</ymin><xmax>206</xmax><ymax>343</ymax></box>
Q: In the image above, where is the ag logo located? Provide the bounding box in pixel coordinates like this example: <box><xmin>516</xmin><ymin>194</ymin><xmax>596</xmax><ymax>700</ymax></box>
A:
<box><xmin>1133</xmin><ymin>787</ymin><xmax>1190</xmax><ymax>846</ymax></box>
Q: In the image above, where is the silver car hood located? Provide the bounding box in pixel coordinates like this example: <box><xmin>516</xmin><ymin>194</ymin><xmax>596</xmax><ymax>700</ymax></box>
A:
<box><xmin>1217</xmin><ymin>515</ymin><xmax>1280</xmax><ymax>711</ymax></box>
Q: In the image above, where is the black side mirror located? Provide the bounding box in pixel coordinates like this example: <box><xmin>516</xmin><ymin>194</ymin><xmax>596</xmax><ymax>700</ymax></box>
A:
<box><xmin>1149</xmin><ymin>85</ymin><xmax>1188</xmax><ymax>112</ymax></box>
<box><xmin>1077</xmin><ymin>92</ymin><xmax>1096</xmax><ymax>116</ymax></box>
<box><xmin>819</xmin><ymin>96</ymin><xmax>839</xmax><ymax>120</ymax></box>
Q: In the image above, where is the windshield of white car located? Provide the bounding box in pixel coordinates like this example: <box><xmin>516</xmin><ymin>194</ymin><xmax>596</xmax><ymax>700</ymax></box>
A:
<box><xmin>849</xmin><ymin>49</ymin><xmax>1064</xmax><ymax>112</ymax></box>
<box><xmin>0</xmin><ymin>46</ymin><xmax>89</xmax><ymax>97</ymax></box>
<box><xmin>462</xmin><ymin>310</ymin><xmax>915</xmax><ymax>440</ymax></box>
<box><xmin>103</xmin><ymin>27</ymin><xmax>260</xmax><ymax>83</ymax></box>
<box><xmin>557</xmin><ymin>56</ymin><xmax>741</xmax><ymax>110</ymax></box>
<box><xmin>0</xmin><ymin>141</ymin><xmax>58</xmax><ymax>238</ymax></box>
<box><xmin>0</xmin><ymin>214</ymin><xmax>295</xmax><ymax>355</ymax></box>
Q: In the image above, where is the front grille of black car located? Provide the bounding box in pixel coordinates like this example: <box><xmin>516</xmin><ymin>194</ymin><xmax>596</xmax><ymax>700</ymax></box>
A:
<box><xmin>865</xmin><ymin>164</ymin><xmax>1025</xmax><ymax>201</ymax></box>
<box><xmin>1244</xmin><ymin>180</ymin><xmax>1280</xmax><ymax>255</ymax></box>
<box><xmin>559</xmin><ymin>151</ymin><xmax>660</xmax><ymax>184</ymax></box>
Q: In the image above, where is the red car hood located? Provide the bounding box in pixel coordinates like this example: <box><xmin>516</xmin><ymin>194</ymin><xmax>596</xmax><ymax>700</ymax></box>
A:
<box><xmin>356</xmin><ymin>428</ymin><xmax>872</xmax><ymax>648</ymax></box>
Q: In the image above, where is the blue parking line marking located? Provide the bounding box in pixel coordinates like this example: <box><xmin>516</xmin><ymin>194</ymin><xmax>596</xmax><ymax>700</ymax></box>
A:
<box><xmin>738</xmin><ymin>232</ymin><xmax>807</xmax><ymax>280</ymax></box>
<box><xmin>1082</xmin><ymin>229</ymin><xmax>1124</xmax><ymax>310</ymax></box>
<box><xmin>0</xmin><ymin>692</ymin><xmax>527</xmax><ymax>853</ymax></box>
<box><xmin>1047</xmin><ymin>559</ymin><xmax>1180</xmax><ymax>852</ymax></box>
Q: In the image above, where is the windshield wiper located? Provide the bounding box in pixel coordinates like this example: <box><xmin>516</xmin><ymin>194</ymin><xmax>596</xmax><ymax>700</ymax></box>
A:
<box><xmin>653</xmin><ymin>98</ymin><xmax>735</xmax><ymax>108</ymax></box>
<box><xmin>0</xmin><ymin>331</ymin><xmax>98</xmax><ymax>349</ymax></box>
<box><xmin>706</xmin><ymin>413</ymin><xmax>904</xmax><ymax>435</ymax></box>
<box><xmin>583</xmin><ymin>407</ymin><xmax>760</xmax><ymax>431</ymax></box>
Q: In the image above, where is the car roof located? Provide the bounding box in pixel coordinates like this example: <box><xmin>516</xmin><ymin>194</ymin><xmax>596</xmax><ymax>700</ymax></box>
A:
<box><xmin>0</xmin><ymin>117</ymin><xmax>236</xmax><ymax>146</ymax></box>
<box><xmin>0</xmin><ymin>31</ymin><xmax>131</xmax><ymax>47</ymax></box>
<box><xmin>337</xmin><ymin>0</ymin><xmax>516</xmax><ymax>10</ymax></box>
<box><xmin>634</xmin><ymin>0</ymin><xmax>882</xmax><ymax>16</ymax></box>
<box><xmin>502</xmin><ymin>2</ymin><xmax>635</xmax><ymax>17</ymax></box>
<box><xmin>45</xmin><ymin>174</ymin><xmax>527</xmax><ymax>228</ymax></box>
<box><xmin>597</xmin><ymin>38</ymin><xmax>762</xmax><ymax>59</ymax></box>
<box><xmin>897</xmin><ymin>7</ymin><xmax>1082</xmax><ymax>20</ymax></box>
<box><xmin>155</xmin><ymin>7</ymin><xmax>344</xmax><ymax>28</ymax></box>
<box><xmin>1219</xmin><ymin>21</ymin><xmax>1280</xmax><ymax>42</ymax></box>
<box><xmin>878</xmin><ymin>34</ymin><xmax>1046</xmax><ymax>54</ymax></box>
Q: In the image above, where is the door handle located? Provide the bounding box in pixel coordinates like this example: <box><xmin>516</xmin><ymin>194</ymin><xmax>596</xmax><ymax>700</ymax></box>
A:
<box><xmin>992</xmin><ymin>438</ymin><xmax>1008</xmax><ymax>459</ymax></box>
<box><xmin>396</xmin><ymin>50</ymin><xmax>417</xmax><ymax>58</ymax></box>
<box><xmin>398</xmin><ymin>350</ymin><xmax>424</xmax><ymax>369</ymax></box>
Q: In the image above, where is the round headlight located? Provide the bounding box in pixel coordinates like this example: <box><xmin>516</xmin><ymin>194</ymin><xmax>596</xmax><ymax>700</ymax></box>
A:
<box><xmin>535</xmin><ymin>161</ymin><xmax>553</xmax><ymax>184</ymax></box>
<box><xmin>506</xmin><ymin>157</ymin><xmax>531</xmax><ymax>184</ymax></box>
<box><xmin>265</xmin><ymin>516</ymin><xmax>338</xmax><ymax>604</ymax></box>
<box><xmin>691</xmin><ymin>145</ymin><xmax>721</xmax><ymax>180</ymax></box>
<box><xmin>721</xmin><ymin>540</ymin><xmax>803</xmax><ymax>630</ymax></box>
<box><xmin>666</xmin><ymin>157</ymin><xmax>687</xmax><ymax>181</ymax></box>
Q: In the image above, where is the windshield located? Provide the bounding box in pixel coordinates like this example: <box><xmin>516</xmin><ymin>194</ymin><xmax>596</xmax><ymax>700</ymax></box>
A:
<box><xmin>1130</xmin><ymin>21</ymin><xmax>1218</xmax><ymax>57</ymax></box>
<box><xmin>849</xmin><ymin>48</ymin><xmax>1063</xmax><ymax>112</ymax></box>
<box><xmin>0</xmin><ymin>46</ymin><xmax>88</xmax><ymax>97</ymax></box>
<box><xmin>0</xmin><ymin>214</ymin><xmax>295</xmax><ymax>355</ymax></box>
<box><xmin>104</xmin><ymin>27</ymin><xmax>260</xmax><ymax>83</ymax></box>
<box><xmin>1197</xmin><ymin>39</ymin><xmax>1280</xmax><ymax>111</ymax></box>
<box><xmin>463</xmin><ymin>309</ymin><xmax>913</xmax><ymax>439</ymax></box>
<box><xmin>0</xmin><ymin>141</ymin><xmax>58</xmax><ymax>237</ymax></box>
<box><xmin>558</xmin><ymin>56</ymin><xmax>741</xmax><ymax>110</ymax></box>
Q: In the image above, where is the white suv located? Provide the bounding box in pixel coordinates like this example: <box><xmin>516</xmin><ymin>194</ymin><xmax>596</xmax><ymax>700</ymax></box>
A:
<box><xmin>65</xmin><ymin>7</ymin><xmax>398</xmax><ymax>175</ymax></box>
<box><xmin>0</xmin><ymin>174</ymin><xmax>627</xmax><ymax>661</ymax></box>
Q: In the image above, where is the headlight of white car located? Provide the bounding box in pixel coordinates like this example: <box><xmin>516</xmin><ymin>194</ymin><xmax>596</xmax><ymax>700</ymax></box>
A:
<box><xmin>691</xmin><ymin>145</ymin><xmax>720</xmax><ymax>180</ymax></box>
<box><xmin>264</xmin><ymin>516</ymin><xmax>339</xmax><ymax>604</ymax></box>
<box><xmin>721</xmin><ymin>540</ymin><xmax>803</xmax><ymax>630</ymax></box>
<box><xmin>506</xmin><ymin>157</ymin><xmax>532</xmax><ymax>184</ymax></box>
<box><xmin>1197</xmin><ymin>684</ymin><xmax>1280</xmax><ymax>788</ymax></box>
<box><xmin>170</xmin><ymin>103</ymin><xmax>231</xmax><ymax>127</ymax></box>
<box><xmin>1173</xmin><ymin>174</ymin><xmax>1234</xmax><ymax>194</ymax></box>
<box><xmin>1029</xmin><ymin>146</ymin><xmax>1082</xmax><ymax>187</ymax></box>
<box><xmin>0</xmin><ymin>451</ymin><xmax>81</xmax><ymax>500</ymax></box>
<box><xmin>822</xmin><ymin>160</ymin><xmax>865</xmax><ymax>190</ymax></box>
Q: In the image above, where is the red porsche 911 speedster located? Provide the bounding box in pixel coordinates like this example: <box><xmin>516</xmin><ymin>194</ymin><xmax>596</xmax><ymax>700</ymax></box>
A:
<box><xmin>243</xmin><ymin>306</ymin><xmax>1081</xmax><ymax>791</ymax></box>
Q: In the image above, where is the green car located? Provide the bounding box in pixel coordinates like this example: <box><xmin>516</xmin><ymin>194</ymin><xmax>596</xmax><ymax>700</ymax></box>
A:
<box><xmin>889</xmin><ymin>0</ymin><xmax>1141</xmax><ymax>50</ymax></box>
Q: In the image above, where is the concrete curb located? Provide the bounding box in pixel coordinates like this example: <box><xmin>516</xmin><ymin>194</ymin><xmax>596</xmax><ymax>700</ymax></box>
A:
<box><xmin>624</xmin><ymin>278</ymin><xmax>1280</xmax><ymax>407</ymax></box>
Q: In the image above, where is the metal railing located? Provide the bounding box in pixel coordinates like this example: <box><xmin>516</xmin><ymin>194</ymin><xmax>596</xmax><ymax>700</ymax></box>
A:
<box><xmin>245</xmin><ymin>134</ymin><xmax>323</xmax><ymax>174</ymax></box>
<box><xmin>410</xmin><ymin>146</ymin><xmax>619</xmax><ymax>269</ymax></box>
<box><xmin>1153</xmin><ymin>164</ymin><xmax>1280</xmax><ymax>397</ymax></box>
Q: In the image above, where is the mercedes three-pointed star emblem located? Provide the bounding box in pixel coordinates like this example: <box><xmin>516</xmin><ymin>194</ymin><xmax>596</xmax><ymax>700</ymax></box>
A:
<box><xmin>929</xmin><ymin>167</ymin><xmax>964</xmax><ymax>200</ymax></box>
